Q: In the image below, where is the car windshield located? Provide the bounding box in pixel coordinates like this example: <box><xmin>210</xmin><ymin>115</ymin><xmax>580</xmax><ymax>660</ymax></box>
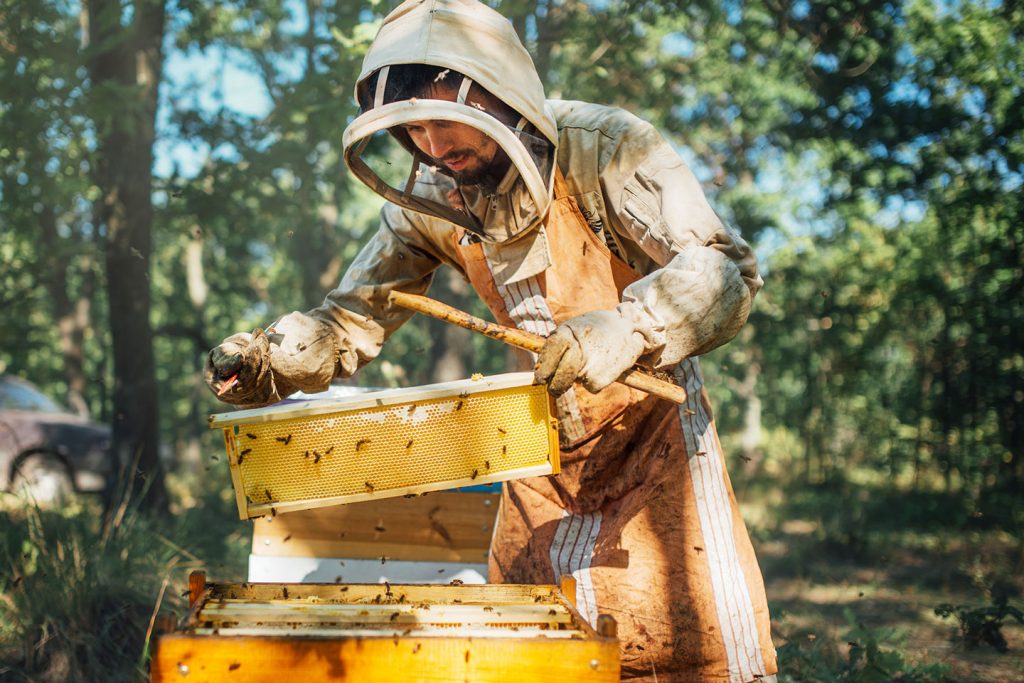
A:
<box><xmin>0</xmin><ymin>378</ymin><xmax>66</xmax><ymax>413</ymax></box>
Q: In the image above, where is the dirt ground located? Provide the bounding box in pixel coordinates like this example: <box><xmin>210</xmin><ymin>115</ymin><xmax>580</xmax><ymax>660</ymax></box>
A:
<box><xmin>755</xmin><ymin>516</ymin><xmax>1024</xmax><ymax>682</ymax></box>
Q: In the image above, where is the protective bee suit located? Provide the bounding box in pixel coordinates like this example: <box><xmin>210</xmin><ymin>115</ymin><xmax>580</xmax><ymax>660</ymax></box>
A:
<box><xmin>209</xmin><ymin>1</ymin><xmax>777</xmax><ymax>680</ymax></box>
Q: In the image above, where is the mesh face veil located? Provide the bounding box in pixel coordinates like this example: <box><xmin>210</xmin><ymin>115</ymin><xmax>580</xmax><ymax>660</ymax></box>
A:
<box><xmin>343</xmin><ymin>65</ymin><xmax>556</xmax><ymax>242</ymax></box>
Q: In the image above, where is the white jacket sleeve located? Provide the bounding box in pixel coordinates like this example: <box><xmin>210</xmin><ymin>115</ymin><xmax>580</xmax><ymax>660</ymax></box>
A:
<box><xmin>269</xmin><ymin>202</ymin><xmax>443</xmax><ymax>392</ymax></box>
<box><xmin>602</xmin><ymin>124</ymin><xmax>763</xmax><ymax>366</ymax></box>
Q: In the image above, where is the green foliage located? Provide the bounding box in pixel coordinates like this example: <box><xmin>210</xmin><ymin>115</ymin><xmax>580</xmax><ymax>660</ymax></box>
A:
<box><xmin>935</xmin><ymin>594</ymin><xmax>1024</xmax><ymax>654</ymax></box>
<box><xmin>778</xmin><ymin>609</ymin><xmax>951</xmax><ymax>682</ymax></box>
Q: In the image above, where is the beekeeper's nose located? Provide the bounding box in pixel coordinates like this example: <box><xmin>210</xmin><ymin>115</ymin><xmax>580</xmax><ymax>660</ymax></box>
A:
<box><xmin>409</xmin><ymin>122</ymin><xmax>454</xmax><ymax>159</ymax></box>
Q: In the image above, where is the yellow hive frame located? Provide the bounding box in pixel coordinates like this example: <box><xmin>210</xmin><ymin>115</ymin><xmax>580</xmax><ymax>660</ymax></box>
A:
<box><xmin>209</xmin><ymin>373</ymin><xmax>560</xmax><ymax>519</ymax></box>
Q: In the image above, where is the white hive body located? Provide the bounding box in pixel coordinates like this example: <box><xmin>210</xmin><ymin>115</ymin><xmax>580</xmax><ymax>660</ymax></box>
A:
<box><xmin>209</xmin><ymin>372</ymin><xmax>560</xmax><ymax>519</ymax></box>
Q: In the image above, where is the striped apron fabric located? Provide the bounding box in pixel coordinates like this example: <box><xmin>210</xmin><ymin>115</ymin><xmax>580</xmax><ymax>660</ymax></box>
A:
<box><xmin>452</xmin><ymin>172</ymin><xmax>777</xmax><ymax>681</ymax></box>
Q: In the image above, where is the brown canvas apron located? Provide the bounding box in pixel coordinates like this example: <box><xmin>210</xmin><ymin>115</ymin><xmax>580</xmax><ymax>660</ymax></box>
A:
<box><xmin>451</xmin><ymin>171</ymin><xmax>777</xmax><ymax>682</ymax></box>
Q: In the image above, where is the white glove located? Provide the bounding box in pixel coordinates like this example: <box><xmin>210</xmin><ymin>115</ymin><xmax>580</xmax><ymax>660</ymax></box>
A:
<box><xmin>533</xmin><ymin>307</ymin><xmax>653</xmax><ymax>396</ymax></box>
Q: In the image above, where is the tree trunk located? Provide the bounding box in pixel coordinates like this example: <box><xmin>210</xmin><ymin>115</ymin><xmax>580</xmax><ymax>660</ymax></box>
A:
<box><xmin>85</xmin><ymin>0</ymin><xmax>168</xmax><ymax>513</ymax></box>
<box><xmin>39</xmin><ymin>205</ymin><xmax>91</xmax><ymax>417</ymax></box>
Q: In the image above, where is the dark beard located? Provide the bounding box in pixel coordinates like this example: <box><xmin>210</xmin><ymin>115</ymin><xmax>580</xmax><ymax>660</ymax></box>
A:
<box><xmin>446</xmin><ymin>146</ymin><xmax>512</xmax><ymax>193</ymax></box>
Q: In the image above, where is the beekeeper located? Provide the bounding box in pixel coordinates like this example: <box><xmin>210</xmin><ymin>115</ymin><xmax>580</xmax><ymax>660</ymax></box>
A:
<box><xmin>206</xmin><ymin>1</ymin><xmax>777</xmax><ymax>680</ymax></box>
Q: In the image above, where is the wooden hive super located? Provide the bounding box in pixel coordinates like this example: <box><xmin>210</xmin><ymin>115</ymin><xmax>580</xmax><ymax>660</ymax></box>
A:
<box><xmin>151</xmin><ymin>573</ymin><xmax>620</xmax><ymax>682</ymax></box>
<box><xmin>209</xmin><ymin>372</ymin><xmax>560</xmax><ymax>519</ymax></box>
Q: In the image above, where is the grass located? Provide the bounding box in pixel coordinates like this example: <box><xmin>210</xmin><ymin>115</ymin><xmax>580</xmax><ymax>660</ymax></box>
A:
<box><xmin>0</xmin><ymin>460</ymin><xmax>1020</xmax><ymax>682</ymax></box>
<box><xmin>0</xmin><ymin>470</ymin><xmax>249</xmax><ymax>682</ymax></box>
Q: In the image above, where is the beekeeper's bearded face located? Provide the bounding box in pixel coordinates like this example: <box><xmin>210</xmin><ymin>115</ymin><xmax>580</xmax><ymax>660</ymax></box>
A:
<box><xmin>400</xmin><ymin>118</ymin><xmax>498</xmax><ymax>185</ymax></box>
<box><xmin>344</xmin><ymin>63</ymin><xmax>555</xmax><ymax>240</ymax></box>
<box><xmin>391</xmin><ymin>77</ymin><xmax>515</xmax><ymax>188</ymax></box>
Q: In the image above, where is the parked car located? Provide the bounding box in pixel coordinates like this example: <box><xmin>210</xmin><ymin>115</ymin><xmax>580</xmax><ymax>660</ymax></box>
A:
<box><xmin>0</xmin><ymin>375</ymin><xmax>114</xmax><ymax>505</ymax></box>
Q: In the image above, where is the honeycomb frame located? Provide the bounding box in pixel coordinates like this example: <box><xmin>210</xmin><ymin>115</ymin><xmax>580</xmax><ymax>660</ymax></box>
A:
<box><xmin>209</xmin><ymin>373</ymin><xmax>560</xmax><ymax>519</ymax></box>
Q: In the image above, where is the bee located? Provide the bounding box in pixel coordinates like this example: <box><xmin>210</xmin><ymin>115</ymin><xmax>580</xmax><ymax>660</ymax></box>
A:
<box><xmin>502</xmin><ymin>444</ymin><xmax>507</xmax><ymax>455</ymax></box>
<box><xmin>484</xmin><ymin>460</ymin><xmax>490</xmax><ymax>470</ymax></box>
<box><xmin>324</xmin><ymin>446</ymin><xmax>334</xmax><ymax>455</ymax></box>
<box><xmin>240</xmin><ymin>448</ymin><xmax>252</xmax><ymax>456</ymax></box>
<box><xmin>365</xmin><ymin>482</ymin><xmax>375</xmax><ymax>492</ymax></box>
<box><xmin>282</xmin><ymin>587</ymin><xmax>289</xmax><ymax>599</ymax></box>
<box><xmin>454</xmin><ymin>400</ymin><xmax>464</xmax><ymax>411</ymax></box>
<box><xmin>390</xmin><ymin>612</ymin><xmax>400</xmax><ymax>622</ymax></box>
<box><xmin>283</xmin><ymin>534</ymin><xmax>292</xmax><ymax>543</ymax></box>
<box><xmin>237</xmin><ymin>452</ymin><xmax>247</xmax><ymax>465</ymax></box>
<box><xmin>270</xmin><ymin>507</ymin><xmax>277</xmax><ymax>517</ymax></box>
<box><xmin>356</xmin><ymin>439</ymin><xmax>371</xmax><ymax>451</ymax></box>
<box><xmin>470</xmin><ymin>469</ymin><xmax>478</xmax><ymax>480</ymax></box>
<box><xmin>497</xmin><ymin>427</ymin><xmax>506</xmax><ymax>435</ymax></box>
<box><xmin>458</xmin><ymin>391</ymin><xmax>469</xmax><ymax>399</ymax></box>
<box><xmin>413</xmin><ymin>644</ymin><xmax>421</xmax><ymax>654</ymax></box>
<box><xmin>246</xmin><ymin>433</ymin><xmax>258</xmax><ymax>440</ymax></box>
<box><xmin>406</xmin><ymin>439</ymin><xmax>414</xmax><ymax>449</ymax></box>
<box><xmin>265</xmin><ymin>488</ymin><xmax>273</xmax><ymax>501</ymax></box>
<box><xmin>210</xmin><ymin>455</ymin><xmax>219</xmax><ymax>461</ymax></box>
<box><xmin>375</xmin><ymin>525</ymin><xmax>386</xmax><ymax>533</ymax></box>
<box><xmin>313</xmin><ymin>451</ymin><xmax>322</xmax><ymax>464</ymax></box>
<box><xmin>380</xmin><ymin>555</ymin><xmax>387</xmax><ymax>564</ymax></box>
<box><xmin>304</xmin><ymin>450</ymin><xmax>310</xmax><ymax>459</ymax></box>
<box><xmin>275</xmin><ymin>434</ymin><xmax>292</xmax><ymax>445</ymax></box>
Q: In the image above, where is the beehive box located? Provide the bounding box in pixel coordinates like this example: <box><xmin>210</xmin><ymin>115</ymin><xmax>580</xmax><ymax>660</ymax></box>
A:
<box><xmin>150</xmin><ymin>575</ymin><xmax>620</xmax><ymax>682</ymax></box>
<box><xmin>209</xmin><ymin>373</ymin><xmax>559</xmax><ymax>519</ymax></box>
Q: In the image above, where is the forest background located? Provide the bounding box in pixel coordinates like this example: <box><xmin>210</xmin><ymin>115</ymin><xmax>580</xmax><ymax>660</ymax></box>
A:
<box><xmin>0</xmin><ymin>0</ymin><xmax>1021</xmax><ymax>681</ymax></box>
